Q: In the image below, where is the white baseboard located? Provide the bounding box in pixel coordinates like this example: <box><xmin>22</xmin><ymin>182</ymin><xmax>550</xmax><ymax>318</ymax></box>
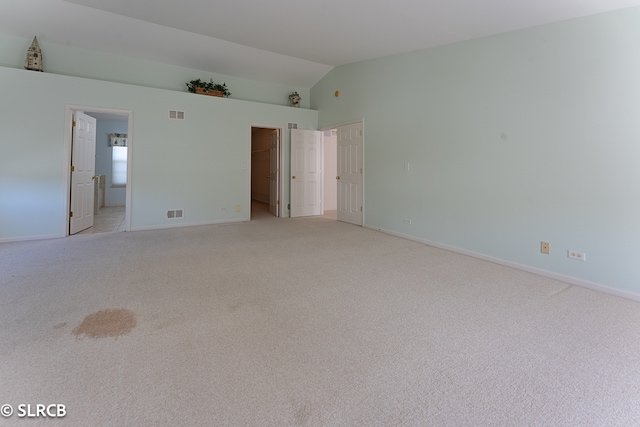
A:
<box><xmin>0</xmin><ymin>218</ymin><xmax>249</xmax><ymax>242</ymax></box>
<box><xmin>131</xmin><ymin>217</ymin><xmax>248</xmax><ymax>232</ymax></box>
<box><xmin>365</xmin><ymin>225</ymin><xmax>640</xmax><ymax>302</ymax></box>
<box><xmin>0</xmin><ymin>233</ymin><xmax>63</xmax><ymax>244</ymax></box>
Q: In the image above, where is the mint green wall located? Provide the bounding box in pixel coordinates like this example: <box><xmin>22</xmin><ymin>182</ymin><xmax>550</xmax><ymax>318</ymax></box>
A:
<box><xmin>312</xmin><ymin>8</ymin><xmax>640</xmax><ymax>295</ymax></box>
<box><xmin>0</xmin><ymin>33</ymin><xmax>310</xmax><ymax>108</ymax></box>
<box><xmin>0</xmin><ymin>66</ymin><xmax>317</xmax><ymax>240</ymax></box>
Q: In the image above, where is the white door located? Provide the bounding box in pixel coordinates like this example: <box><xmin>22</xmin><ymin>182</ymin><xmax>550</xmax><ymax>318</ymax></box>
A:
<box><xmin>69</xmin><ymin>112</ymin><xmax>97</xmax><ymax>234</ymax></box>
<box><xmin>269</xmin><ymin>130</ymin><xmax>280</xmax><ymax>217</ymax></box>
<box><xmin>290</xmin><ymin>129</ymin><xmax>323</xmax><ymax>217</ymax></box>
<box><xmin>337</xmin><ymin>122</ymin><xmax>363</xmax><ymax>225</ymax></box>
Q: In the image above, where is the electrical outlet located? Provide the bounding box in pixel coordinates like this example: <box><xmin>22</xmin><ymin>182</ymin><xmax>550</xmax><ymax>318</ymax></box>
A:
<box><xmin>404</xmin><ymin>218</ymin><xmax>412</xmax><ymax>225</ymax></box>
<box><xmin>540</xmin><ymin>242</ymin><xmax>550</xmax><ymax>255</ymax></box>
<box><xmin>568</xmin><ymin>250</ymin><xmax>586</xmax><ymax>261</ymax></box>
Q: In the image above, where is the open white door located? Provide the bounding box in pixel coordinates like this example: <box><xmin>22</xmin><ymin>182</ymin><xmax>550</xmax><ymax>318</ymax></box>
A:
<box><xmin>269</xmin><ymin>129</ymin><xmax>280</xmax><ymax>217</ymax></box>
<box><xmin>69</xmin><ymin>112</ymin><xmax>97</xmax><ymax>234</ymax></box>
<box><xmin>290</xmin><ymin>129</ymin><xmax>323</xmax><ymax>217</ymax></box>
<box><xmin>337</xmin><ymin>122</ymin><xmax>363</xmax><ymax>225</ymax></box>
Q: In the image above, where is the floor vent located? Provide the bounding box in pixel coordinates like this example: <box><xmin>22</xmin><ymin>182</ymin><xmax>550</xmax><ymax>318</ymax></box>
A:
<box><xmin>168</xmin><ymin>110</ymin><xmax>185</xmax><ymax>120</ymax></box>
<box><xmin>167</xmin><ymin>209</ymin><xmax>184</xmax><ymax>219</ymax></box>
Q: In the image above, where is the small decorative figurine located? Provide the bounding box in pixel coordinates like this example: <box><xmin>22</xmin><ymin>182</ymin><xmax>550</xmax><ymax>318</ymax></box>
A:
<box><xmin>289</xmin><ymin>91</ymin><xmax>301</xmax><ymax>107</ymax></box>
<box><xmin>24</xmin><ymin>36</ymin><xmax>43</xmax><ymax>72</ymax></box>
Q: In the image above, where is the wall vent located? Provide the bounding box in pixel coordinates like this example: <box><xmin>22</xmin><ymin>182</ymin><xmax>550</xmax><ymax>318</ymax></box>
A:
<box><xmin>168</xmin><ymin>110</ymin><xmax>185</xmax><ymax>120</ymax></box>
<box><xmin>167</xmin><ymin>209</ymin><xmax>184</xmax><ymax>219</ymax></box>
<box><xmin>288</xmin><ymin>123</ymin><xmax>298</xmax><ymax>129</ymax></box>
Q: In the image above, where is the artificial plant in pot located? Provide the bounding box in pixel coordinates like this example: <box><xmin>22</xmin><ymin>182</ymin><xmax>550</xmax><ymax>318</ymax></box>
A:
<box><xmin>186</xmin><ymin>79</ymin><xmax>231</xmax><ymax>97</ymax></box>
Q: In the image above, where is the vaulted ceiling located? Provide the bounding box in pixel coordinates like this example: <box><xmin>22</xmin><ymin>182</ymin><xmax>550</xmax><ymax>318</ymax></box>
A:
<box><xmin>2</xmin><ymin>0</ymin><xmax>640</xmax><ymax>87</ymax></box>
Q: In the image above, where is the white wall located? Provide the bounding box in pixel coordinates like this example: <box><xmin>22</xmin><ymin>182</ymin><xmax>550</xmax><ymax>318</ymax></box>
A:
<box><xmin>312</xmin><ymin>8</ymin><xmax>640</xmax><ymax>296</ymax></box>
<box><xmin>0</xmin><ymin>66</ymin><xmax>317</xmax><ymax>241</ymax></box>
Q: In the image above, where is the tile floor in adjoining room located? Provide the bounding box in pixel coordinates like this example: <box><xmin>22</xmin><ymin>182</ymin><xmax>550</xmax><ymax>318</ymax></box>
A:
<box><xmin>77</xmin><ymin>206</ymin><xmax>125</xmax><ymax>235</ymax></box>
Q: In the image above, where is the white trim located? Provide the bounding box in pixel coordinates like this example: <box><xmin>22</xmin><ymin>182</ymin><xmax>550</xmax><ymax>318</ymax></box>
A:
<box><xmin>64</xmin><ymin>105</ymin><xmax>133</xmax><ymax>235</ymax></box>
<box><xmin>360</xmin><ymin>120</ymin><xmax>365</xmax><ymax>226</ymax></box>
<box><xmin>366</xmin><ymin>225</ymin><xmax>640</xmax><ymax>302</ymax></box>
<box><xmin>320</xmin><ymin>132</ymin><xmax>325</xmax><ymax>215</ymax></box>
<box><xmin>131</xmin><ymin>218</ymin><xmax>247</xmax><ymax>231</ymax></box>
<box><xmin>278</xmin><ymin>128</ymin><xmax>283</xmax><ymax>217</ymax></box>
<box><xmin>0</xmin><ymin>234</ymin><xmax>62</xmax><ymax>244</ymax></box>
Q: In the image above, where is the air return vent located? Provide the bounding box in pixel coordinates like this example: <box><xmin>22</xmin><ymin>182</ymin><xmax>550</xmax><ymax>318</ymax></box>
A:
<box><xmin>168</xmin><ymin>110</ymin><xmax>185</xmax><ymax>120</ymax></box>
<box><xmin>288</xmin><ymin>123</ymin><xmax>298</xmax><ymax>129</ymax></box>
<box><xmin>167</xmin><ymin>209</ymin><xmax>184</xmax><ymax>219</ymax></box>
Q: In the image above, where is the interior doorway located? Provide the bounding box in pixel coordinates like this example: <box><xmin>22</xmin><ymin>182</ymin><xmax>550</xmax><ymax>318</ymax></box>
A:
<box><xmin>324</xmin><ymin>120</ymin><xmax>364</xmax><ymax>226</ymax></box>
<box><xmin>250</xmin><ymin>126</ymin><xmax>281</xmax><ymax>219</ymax></box>
<box><xmin>65</xmin><ymin>106</ymin><xmax>132</xmax><ymax>236</ymax></box>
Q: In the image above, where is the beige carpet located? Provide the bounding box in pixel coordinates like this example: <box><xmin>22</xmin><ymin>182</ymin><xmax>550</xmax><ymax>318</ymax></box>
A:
<box><xmin>2</xmin><ymin>209</ymin><xmax>640</xmax><ymax>426</ymax></box>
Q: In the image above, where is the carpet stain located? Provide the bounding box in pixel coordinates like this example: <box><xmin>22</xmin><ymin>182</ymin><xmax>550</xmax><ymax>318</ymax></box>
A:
<box><xmin>72</xmin><ymin>309</ymin><xmax>137</xmax><ymax>339</ymax></box>
<box><xmin>293</xmin><ymin>402</ymin><xmax>312</xmax><ymax>425</ymax></box>
<box><xmin>53</xmin><ymin>322</ymin><xmax>67</xmax><ymax>329</ymax></box>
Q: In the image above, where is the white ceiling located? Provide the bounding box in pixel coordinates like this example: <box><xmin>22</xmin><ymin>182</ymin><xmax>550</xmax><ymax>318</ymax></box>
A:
<box><xmin>2</xmin><ymin>0</ymin><xmax>640</xmax><ymax>87</ymax></box>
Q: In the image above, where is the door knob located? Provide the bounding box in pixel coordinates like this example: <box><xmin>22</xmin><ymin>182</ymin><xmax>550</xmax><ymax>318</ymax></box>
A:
<box><xmin>336</xmin><ymin>176</ymin><xmax>340</xmax><ymax>180</ymax></box>
<box><xmin>92</xmin><ymin>175</ymin><xmax>99</xmax><ymax>180</ymax></box>
<box><xmin>292</xmin><ymin>176</ymin><xmax>296</xmax><ymax>179</ymax></box>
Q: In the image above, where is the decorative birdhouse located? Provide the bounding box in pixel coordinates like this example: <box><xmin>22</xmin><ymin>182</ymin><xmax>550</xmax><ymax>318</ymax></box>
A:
<box><xmin>24</xmin><ymin>36</ymin><xmax>43</xmax><ymax>72</ymax></box>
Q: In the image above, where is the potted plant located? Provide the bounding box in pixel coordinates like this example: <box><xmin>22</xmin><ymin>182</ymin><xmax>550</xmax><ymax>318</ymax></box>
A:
<box><xmin>289</xmin><ymin>91</ymin><xmax>301</xmax><ymax>107</ymax></box>
<box><xmin>186</xmin><ymin>79</ymin><xmax>231</xmax><ymax>97</ymax></box>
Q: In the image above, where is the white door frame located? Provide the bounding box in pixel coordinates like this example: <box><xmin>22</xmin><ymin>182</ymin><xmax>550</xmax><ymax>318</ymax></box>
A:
<box><xmin>63</xmin><ymin>105</ymin><xmax>133</xmax><ymax>236</ymax></box>
<box><xmin>269</xmin><ymin>128</ymin><xmax>281</xmax><ymax>217</ymax></box>
<box><xmin>249</xmin><ymin>124</ymin><xmax>283</xmax><ymax>218</ymax></box>
<box><xmin>320</xmin><ymin>119</ymin><xmax>365</xmax><ymax>225</ymax></box>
